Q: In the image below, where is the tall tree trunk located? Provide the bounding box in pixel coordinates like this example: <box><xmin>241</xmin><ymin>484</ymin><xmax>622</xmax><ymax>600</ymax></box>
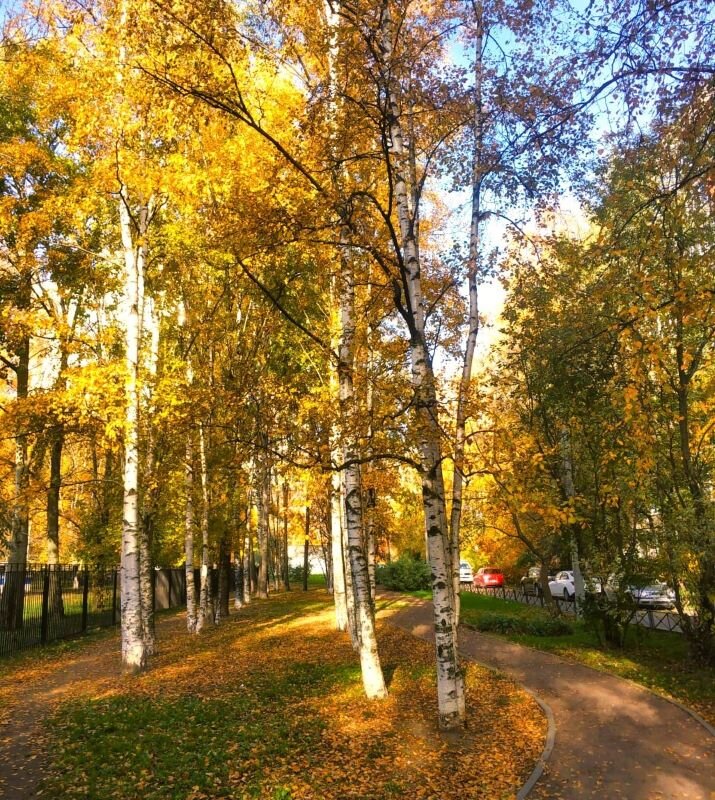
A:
<box><xmin>330</xmin><ymin>472</ymin><xmax>348</xmax><ymax>629</ymax></box>
<box><xmin>340</xmin><ymin>472</ymin><xmax>359</xmax><ymax>649</ymax></box>
<box><xmin>118</xmin><ymin>189</ymin><xmax>147</xmax><ymax>673</ymax></box>
<box><xmin>282</xmin><ymin>481</ymin><xmax>290</xmax><ymax>591</ymax></box>
<box><xmin>46</xmin><ymin>423</ymin><xmax>65</xmax><ymax>617</ymax></box>
<box><xmin>139</xmin><ymin>296</ymin><xmax>162</xmax><ymax>654</ymax></box>
<box><xmin>379</xmin><ymin>1</ymin><xmax>464</xmax><ymax>728</ymax></box>
<box><xmin>255</xmin><ymin>447</ymin><xmax>270</xmax><ymax>599</ymax></box>
<box><xmin>234</xmin><ymin>495</ymin><xmax>245</xmax><ymax>609</ymax></box>
<box><xmin>560</xmin><ymin>427</ymin><xmax>585</xmax><ymax>611</ymax></box>
<box><xmin>184</xmin><ymin>433</ymin><xmax>198</xmax><ymax>633</ymax></box>
<box><xmin>324</xmin><ymin>0</ymin><xmax>350</xmax><ymax>633</ymax></box>
<box><xmin>243</xmin><ymin>491</ymin><xmax>253</xmax><ymax>605</ymax></box>
<box><xmin>197</xmin><ymin>421</ymin><xmax>214</xmax><ymax>630</ymax></box>
<box><xmin>450</xmin><ymin>4</ymin><xmax>485</xmax><ymax>625</ymax></box>
<box><xmin>139</xmin><ymin>513</ymin><xmax>156</xmax><ymax>653</ymax></box>
<box><xmin>0</xmin><ymin>290</ymin><xmax>30</xmax><ymax>631</ymax></box>
<box><xmin>216</xmin><ymin>534</ymin><xmax>230</xmax><ymax>621</ymax></box>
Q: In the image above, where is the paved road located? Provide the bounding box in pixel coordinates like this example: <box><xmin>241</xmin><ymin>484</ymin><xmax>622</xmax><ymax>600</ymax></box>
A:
<box><xmin>383</xmin><ymin>595</ymin><xmax>715</xmax><ymax>800</ymax></box>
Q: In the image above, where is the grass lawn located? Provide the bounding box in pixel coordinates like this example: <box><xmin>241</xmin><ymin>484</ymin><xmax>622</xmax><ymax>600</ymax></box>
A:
<box><xmin>414</xmin><ymin>590</ymin><xmax>715</xmax><ymax>725</ymax></box>
<box><xmin>4</xmin><ymin>590</ymin><xmax>545</xmax><ymax>800</ymax></box>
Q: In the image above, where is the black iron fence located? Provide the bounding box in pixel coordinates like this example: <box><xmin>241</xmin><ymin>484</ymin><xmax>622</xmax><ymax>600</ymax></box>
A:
<box><xmin>0</xmin><ymin>563</ymin><xmax>213</xmax><ymax>658</ymax></box>
<box><xmin>462</xmin><ymin>584</ymin><xmax>690</xmax><ymax>633</ymax></box>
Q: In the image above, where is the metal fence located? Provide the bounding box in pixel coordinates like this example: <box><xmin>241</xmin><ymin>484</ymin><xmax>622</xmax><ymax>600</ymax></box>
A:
<box><xmin>0</xmin><ymin>563</ymin><xmax>213</xmax><ymax>658</ymax></box>
<box><xmin>462</xmin><ymin>584</ymin><xmax>689</xmax><ymax>633</ymax></box>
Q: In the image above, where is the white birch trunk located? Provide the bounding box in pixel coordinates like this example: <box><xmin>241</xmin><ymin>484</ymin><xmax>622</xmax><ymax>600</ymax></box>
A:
<box><xmin>338</xmin><ymin>227</ymin><xmax>387</xmax><ymax>699</ymax></box>
<box><xmin>197</xmin><ymin>421</ymin><xmax>214</xmax><ymax>630</ymax></box>
<box><xmin>341</xmin><ymin>472</ymin><xmax>359</xmax><ymax>650</ymax></box>
<box><xmin>243</xmin><ymin>490</ymin><xmax>253</xmax><ymax>604</ymax></box>
<box><xmin>323</xmin><ymin>0</ymin><xmax>352</xmax><ymax>632</ymax></box>
<box><xmin>185</xmin><ymin>431</ymin><xmax>198</xmax><ymax>633</ymax></box>
<box><xmin>255</xmin><ymin>451</ymin><xmax>270</xmax><ymax>599</ymax></box>
<box><xmin>330</xmin><ymin>471</ymin><xmax>349</xmax><ymax>629</ymax></box>
<box><xmin>118</xmin><ymin>195</ymin><xmax>146</xmax><ymax>673</ymax></box>
<box><xmin>380</xmin><ymin>2</ymin><xmax>464</xmax><ymax>728</ymax></box>
<box><xmin>450</xmin><ymin>10</ymin><xmax>485</xmax><ymax>625</ymax></box>
<box><xmin>234</xmin><ymin>490</ymin><xmax>244</xmax><ymax>609</ymax></box>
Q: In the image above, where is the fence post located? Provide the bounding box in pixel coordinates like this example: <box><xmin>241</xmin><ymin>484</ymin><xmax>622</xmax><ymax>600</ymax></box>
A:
<box><xmin>111</xmin><ymin>568</ymin><xmax>118</xmax><ymax>625</ymax></box>
<box><xmin>40</xmin><ymin>567</ymin><xmax>50</xmax><ymax>645</ymax></box>
<box><xmin>81</xmin><ymin>569</ymin><xmax>89</xmax><ymax>632</ymax></box>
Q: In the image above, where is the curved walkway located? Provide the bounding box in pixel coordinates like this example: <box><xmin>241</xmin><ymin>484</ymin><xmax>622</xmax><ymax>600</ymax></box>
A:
<box><xmin>383</xmin><ymin>595</ymin><xmax>715</xmax><ymax>800</ymax></box>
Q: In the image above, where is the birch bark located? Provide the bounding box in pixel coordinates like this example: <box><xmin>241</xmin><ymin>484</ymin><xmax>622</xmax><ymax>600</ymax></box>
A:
<box><xmin>255</xmin><ymin>446</ymin><xmax>270</xmax><ymax>599</ymax></box>
<box><xmin>338</xmin><ymin>226</ymin><xmax>387</xmax><ymax>699</ymax></box>
<box><xmin>197</xmin><ymin>420</ymin><xmax>215</xmax><ymax>629</ymax></box>
<box><xmin>341</xmin><ymin>472</ymin><xmax>359</xmax><ymax>650</ymax></box>
<box><xmin>324</xmin><ymin>0</ymin><xmax>351</xmax><ymax>633</ymax></box>
<box><xmin>243</xmin><ymin>490</ymin><xmax>253</xmax><ymax>604</ymax></box>
<box><xmin>282</xmin><ymin>482</ymin><xmax>290</xmax><ymax>591</ymax></box>
<box><xmin>185</xmin><ymin>431</ymin><xmax>198</xmax><ymax>633</ymax></box>
<box><xmin>139</xmin><ymin>296</ymin><xmax>161</xmax><ymax>655</ymax></box>
<box><xmin>450</xmin><ymin>6</ymin><xmax>484</xmax><ymax>625</ymax></box>
<box><xmin>379</xmin><ymin>0</ymin><xmax>464</xmax><ymax>728</ymax></box>
<box><xmin>118</xmin><ymin>194</ymin><xmax>146</xmax><ymax>673</ymax></box>
<box><xmin>330</xmin><ymin>471</ymin><xmax>348</xmax><ymax>630</ymax></box>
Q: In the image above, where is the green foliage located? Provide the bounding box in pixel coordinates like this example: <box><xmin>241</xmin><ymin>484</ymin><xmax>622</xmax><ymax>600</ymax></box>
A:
<box><xmin>376</xmin><ymin>554</ymin><xmax>431</xmax><ymax>591</ymax></box>
<box><xmin>288</xmin><ymin>564</ymin><xmax>308</xmax><ymax>584</ymax></box>
<box><xmin>473</xmin><ymin>611</ymin><xmax>573</xmax><ymax>637</ymax></box>
<box><xmin>581</xmin><ymin>591</ymin><xmax>638</xmax><ymax>649</ymax></box>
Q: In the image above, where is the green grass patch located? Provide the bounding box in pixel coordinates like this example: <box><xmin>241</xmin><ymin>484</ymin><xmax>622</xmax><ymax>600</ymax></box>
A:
<box><xmin>451</xmin><ymin>591</ymin><xmax>715</xmax><ymax>724</ymax></box>
<box><xmin>27</xmin><ymin>591</ymin><xmax>545</xmax><ymax>800</ymax></box>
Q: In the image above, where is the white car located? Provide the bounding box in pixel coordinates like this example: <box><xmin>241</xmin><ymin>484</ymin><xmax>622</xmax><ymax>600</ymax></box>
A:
<box><xmin>548</xmin><ymin>570</ymin><xmax>602</xmax><ymax>601</ymax></box>
<box><xmin>626</xmin><ymin>581</ymin><xmax>676</xmax><ymax>610</ymax></box>
<box><xmin>459</xmin><ymin>561</ymin><xmax>473</xmax><ymax>583</ymax></box>
<box><xmin>549</xmin><ymin>570</ymin><xmax>576</xmax><ymax>600</ymax></box>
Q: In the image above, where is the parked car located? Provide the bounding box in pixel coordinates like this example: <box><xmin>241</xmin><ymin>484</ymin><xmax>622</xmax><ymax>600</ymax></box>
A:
<box><xmin>520</xmin><ymin>566</ymin><xmax>555</xmax><ymax>596</ymax></box>
<box><xmin>0</xmin><ymin>571</ymin><xmax>32</xmax><ymax>595</ymax></box>
<box><xmin>459</xmin><ymin>561</ymin><xmax>474</xmax><ymax>584</ymax></box>
<box><xmin>474</xmin><ymin>567</ymin><xmax>505</xmax><ymax>589</ymax></box>
<box><xmin>549</xmin><ymin>570</ymin><xmax>603</xmax><ymax>600</ymax></box>
<box><xmin>625</xmin><ymin>579</ymin><xmax>676</xmax><ymax>610</ymax></box>
<box><xmin>548</xmin><ymin>570</ymin><xmax>575</xmax><ymax>600</ymax></box>
<box><xmin>603</xmin><ymin>575</ymin><xmax>676</xmax><ymax>610</ymax></box>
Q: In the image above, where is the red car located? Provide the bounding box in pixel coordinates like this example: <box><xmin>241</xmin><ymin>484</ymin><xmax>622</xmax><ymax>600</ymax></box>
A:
<box><xmin>474</xmin><ymin>567</ymin><xmax>505</xmax><ymax>588</ymax></box>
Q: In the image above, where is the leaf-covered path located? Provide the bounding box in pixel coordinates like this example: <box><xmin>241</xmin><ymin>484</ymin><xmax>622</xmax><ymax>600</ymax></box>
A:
<box><xmin>0</xmin><ymin>592</ymin><xmax>545</xmax><ymax>800</ymax></box>
<box><xmin>385</xmin><ymin>594</ymin><xmax>715</xmax><ymax>800</ymax></box>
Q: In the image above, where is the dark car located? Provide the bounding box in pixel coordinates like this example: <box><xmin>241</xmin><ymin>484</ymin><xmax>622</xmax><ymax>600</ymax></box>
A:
<box><xmin>520</xmin><ymin>566</ymin><xmax>554</xmax><ymax>596</ymax></box>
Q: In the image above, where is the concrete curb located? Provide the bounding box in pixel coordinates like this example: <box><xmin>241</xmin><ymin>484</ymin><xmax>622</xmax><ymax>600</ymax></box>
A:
<box><xmin>516</xmin><ymin>685</ymin><xmax>556</xmax><ymax>800</ymax></box>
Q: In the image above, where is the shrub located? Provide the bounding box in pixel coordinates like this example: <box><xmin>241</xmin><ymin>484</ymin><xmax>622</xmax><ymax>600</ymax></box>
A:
<box><xmin>289</xmin><ymin>565</ymin><xmax>308</xmax><ymax>584</ymax></box>
<box><xmin>375</xmin><ymin>554</ymin><xmax>431</xmax><ymax>591</ymax></box>
<box><xmin>473</xmin><ymin>612</ymin><xmax>573</xmax><ymax>637</ymax></box>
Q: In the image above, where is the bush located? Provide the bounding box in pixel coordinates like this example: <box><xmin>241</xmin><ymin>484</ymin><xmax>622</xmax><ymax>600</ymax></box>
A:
<box><xmin>473</xmin><ymin>612</ymin><xmax>573</xmax><ymax>637</ymax></box>
<box><xmin>581</xmin><ymin>591</ymin><xmax>637</xmax><ymax>648</ymax></box>
<box><xmin>375</xmin><ymin>554</ymin><xmax>431</xmax><ymax>591</ymax></box>
<box><xmin>289</xmin><ymin>565</ymin><xmax>308</xmax><ymax>584</ymax></box>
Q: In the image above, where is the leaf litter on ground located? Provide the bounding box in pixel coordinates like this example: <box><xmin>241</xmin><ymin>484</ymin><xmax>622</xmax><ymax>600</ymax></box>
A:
<box><xmin>2</xmin><ymin>591</ymin><xmax>545</xmax><ymax>800</ymax></box>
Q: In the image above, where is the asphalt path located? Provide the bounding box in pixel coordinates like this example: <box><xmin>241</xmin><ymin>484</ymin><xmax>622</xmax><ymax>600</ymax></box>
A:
<box><xmin>383</xmin><ymin>594</ymin><xmax>715</xmax><ymax>800</ymax></box>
